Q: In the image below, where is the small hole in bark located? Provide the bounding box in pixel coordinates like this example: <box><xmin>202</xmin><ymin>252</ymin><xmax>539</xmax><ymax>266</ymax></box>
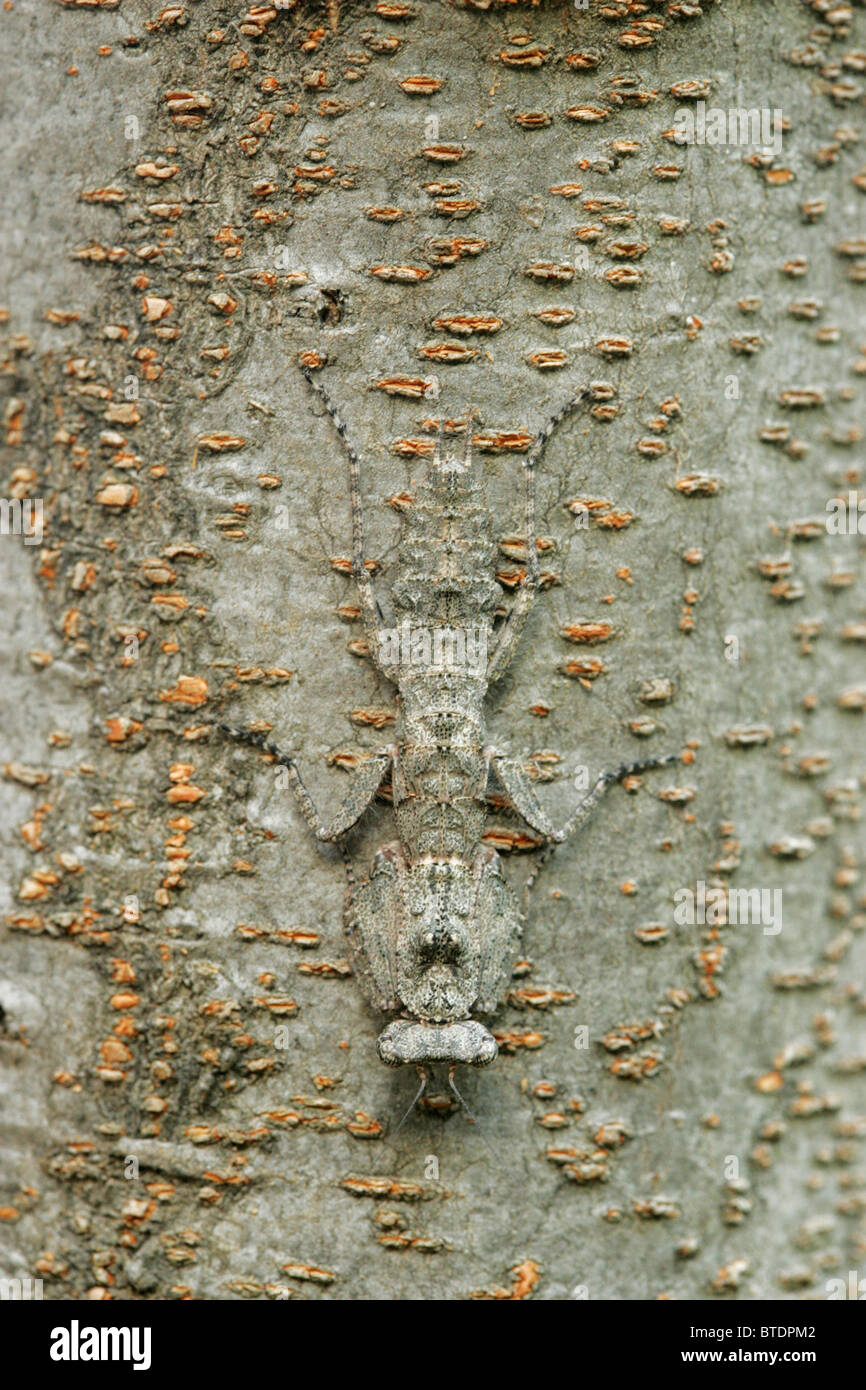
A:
<box><xmin>318</xmin><ymin>289</ymin><xmax>344</xmax><ymax>325</ymax></box>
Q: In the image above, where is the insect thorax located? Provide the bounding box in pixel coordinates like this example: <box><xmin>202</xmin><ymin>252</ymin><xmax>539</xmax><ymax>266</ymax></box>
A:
<box><xmin>393</xmin><ymin>675</ymin><xmax>489</xmax><ymax>860</ymax></box>
<box><xmin>388</xmin><ymin>451</ymin><xmax>500</xmax><ymax>627</ymax></box>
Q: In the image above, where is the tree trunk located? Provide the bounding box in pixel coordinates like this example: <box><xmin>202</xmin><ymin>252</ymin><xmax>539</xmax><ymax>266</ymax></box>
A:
<box><xmin>1</xmin><ymin>0</ymin><xmax>864</xmax><ymax>1301</ymax></box>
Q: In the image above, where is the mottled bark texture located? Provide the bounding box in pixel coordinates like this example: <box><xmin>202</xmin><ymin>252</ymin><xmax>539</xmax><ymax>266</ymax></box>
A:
<box><xmin>1</xmin><ymin>0</ymin><xmax>864</xmax><ymax>1302</ymax></box>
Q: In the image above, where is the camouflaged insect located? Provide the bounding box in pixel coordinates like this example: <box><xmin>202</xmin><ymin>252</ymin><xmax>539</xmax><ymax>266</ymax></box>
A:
<box><xmin>222</xmin><ymin>367</ymin><xmax>676</xmax><ymax>1097</ymax></box>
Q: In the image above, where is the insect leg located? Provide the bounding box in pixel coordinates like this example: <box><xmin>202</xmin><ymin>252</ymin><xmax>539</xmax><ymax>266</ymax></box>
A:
<box><xmin>219</xmin><ymin>724</ymin><xmax>392</xmax><ymax>843</ymax></box>
<box><xmin>486</xmin><ymin>388</ymin><xmax>591</xmax><ymax>685</ymax></box>
<box><xmin>519</xmin><ymin>751</ymin><xmax>681</xmax><ymax>909</ymax></box>
<box><xmin>300</xmin><ymin>366</ymin><xmax>397</xmax><ymax>680</ymax></box>
<box><xmin>492</xmin><ymin>750</ymin><xmax>679</xmax><ymax>846</ymax></box>
<box><xmin>489</xmin><ymin>752</ymin><xmax>562</xmax><ymax>840</ymax></box>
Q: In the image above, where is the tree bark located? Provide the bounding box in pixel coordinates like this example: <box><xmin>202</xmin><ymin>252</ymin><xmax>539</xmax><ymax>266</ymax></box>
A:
<box><xmin>1</xmin><ymin>0</ymin><xmax>864</xmax><ymax>1301</ymax></box>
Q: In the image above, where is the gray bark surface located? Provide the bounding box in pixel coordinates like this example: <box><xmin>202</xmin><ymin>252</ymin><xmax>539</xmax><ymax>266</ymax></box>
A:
<box><xmin>1</xmin><ymin>0</ymin><xmax>864</xmax><ymax>1301</ymax></box>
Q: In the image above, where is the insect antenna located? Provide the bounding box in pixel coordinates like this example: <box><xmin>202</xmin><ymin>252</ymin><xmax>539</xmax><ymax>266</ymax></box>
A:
<box><xmin>389</xmin><ymin>1065</ymin><xmax>429</xmax><ymax>1141</ymax></box>
<box><xmin>434</xmin><ymin>414</ymin><xmax>445</xmax><ymax>468</ymax></box>
<box><xmin>447</xmin><ymin>1066</ymin><xmax>499</xmax><ymax>1162</ymax></box>
<box><xmin>463</xmin><ymin>407</ymin><xmax>478</xmax><ymax>468</ymax></box>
